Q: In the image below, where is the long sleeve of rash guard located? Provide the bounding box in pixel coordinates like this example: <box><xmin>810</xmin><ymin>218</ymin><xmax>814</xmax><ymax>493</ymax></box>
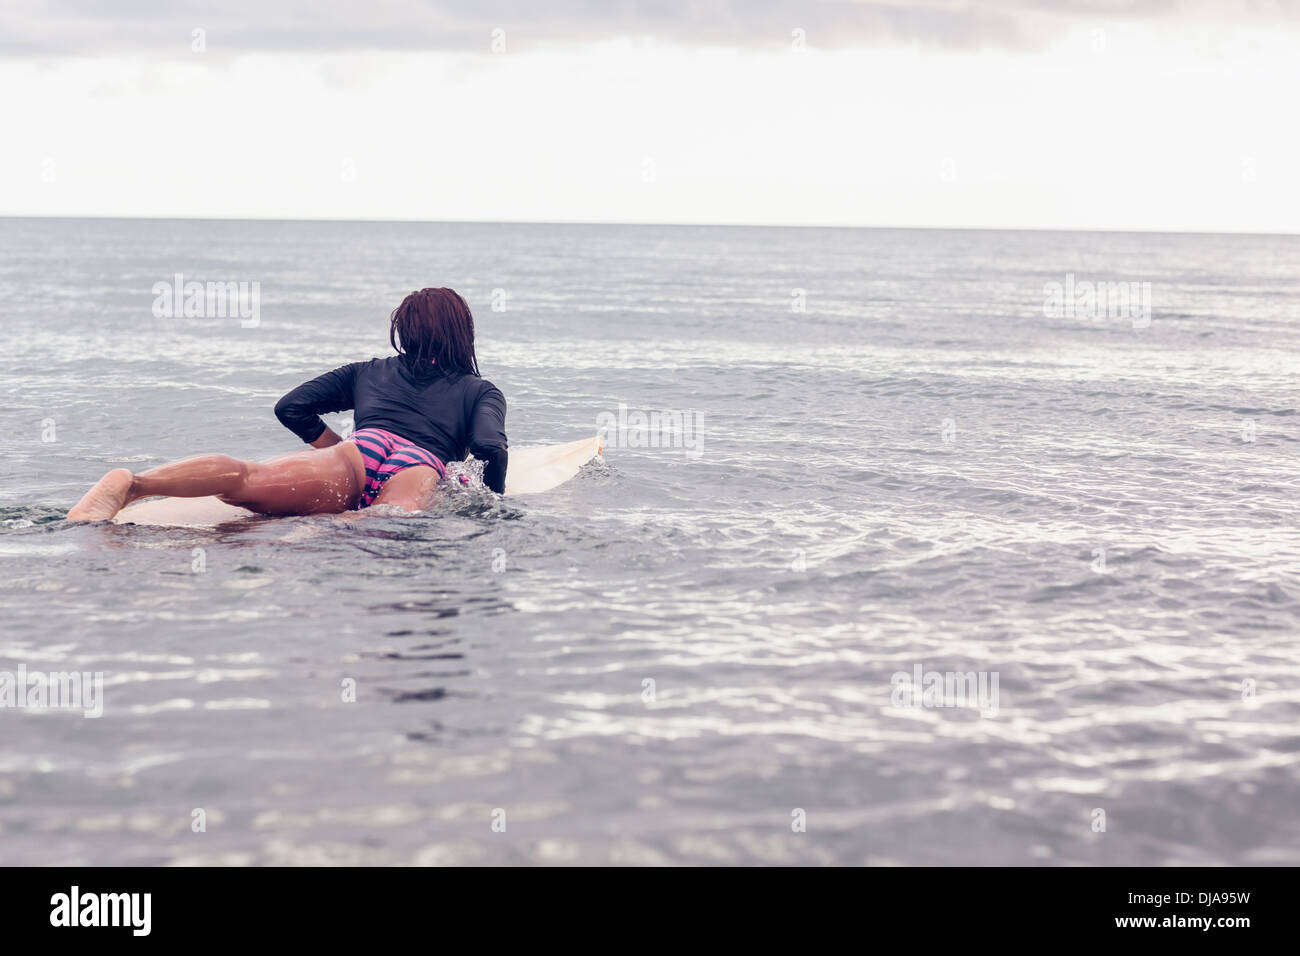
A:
<box><xmin>274</xmin><ymin>363</ymin><xmax>359</xmax><ymax>444</ymax></box>
<box><xmin>469</xmin><ymin>385</ymin><xmax>508</xmax><ymax>494</ymax></box>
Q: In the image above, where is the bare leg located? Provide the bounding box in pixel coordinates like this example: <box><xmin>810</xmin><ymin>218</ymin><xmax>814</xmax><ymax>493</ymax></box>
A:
<box><xmin>370</xmin><ymin>465</ymin><xmax>442</xmax><ymax>512</ymax></box>
<box><xmin>68</xmin><ymin>445</ymin><xmax>366</xmax><ymax>521</ymax></box>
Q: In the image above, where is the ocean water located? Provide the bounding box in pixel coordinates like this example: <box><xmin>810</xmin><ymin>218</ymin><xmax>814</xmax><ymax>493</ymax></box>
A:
<box><xmin>1</xmin><ymin>217</ymin><xmax>1298</xmax><ymax>866</ymax></box>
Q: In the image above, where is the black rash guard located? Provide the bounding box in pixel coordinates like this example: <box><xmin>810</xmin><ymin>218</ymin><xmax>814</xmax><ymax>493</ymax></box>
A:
<box><xmin>274</xmin><ymin>356</ymin><xmax>509</xmax><ymax>493</ymax></box>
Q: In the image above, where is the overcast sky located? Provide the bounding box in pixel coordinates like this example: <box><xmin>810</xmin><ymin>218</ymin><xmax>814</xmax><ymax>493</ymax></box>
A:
<box><xmin>1</xmin><ymin>1</ymin><xmax>1296</xmax><ymax>232</ymax></box>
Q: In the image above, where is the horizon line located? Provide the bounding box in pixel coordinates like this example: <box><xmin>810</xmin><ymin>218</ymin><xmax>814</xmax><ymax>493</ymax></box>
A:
<box><xmin>1</xmin><ymin>213</ymin><xmax>1297</xmax><ymax>240</ymax></box>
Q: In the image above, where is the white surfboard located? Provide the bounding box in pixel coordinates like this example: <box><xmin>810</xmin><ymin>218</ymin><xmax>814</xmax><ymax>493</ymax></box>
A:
<box><xmin>113</xmin><ymin>435</ymin><xmax>603</xmax><ymax>528</ymax></box>
<box><xmin>503</xmin><ymin>435</ymin><xmax>603</xmax><ymax>496</ymax></box>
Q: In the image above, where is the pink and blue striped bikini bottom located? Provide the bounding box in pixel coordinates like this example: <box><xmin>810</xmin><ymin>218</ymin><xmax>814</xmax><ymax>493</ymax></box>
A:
<box><xmin>348</xmin><ymin>427</ymin><xmax>446</xmax><ymax>507</ymax></box>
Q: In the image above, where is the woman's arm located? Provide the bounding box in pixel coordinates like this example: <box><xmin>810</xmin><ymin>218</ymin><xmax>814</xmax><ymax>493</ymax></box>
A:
<box><xmin>274</xmin><ymin>364</ymin><xmax>359</xmax><ymax>445</ymax></box>
<box><xmin>468</xmin><ymin>384</ymin><xmax>508</xmax><ymax>494</ymax></box>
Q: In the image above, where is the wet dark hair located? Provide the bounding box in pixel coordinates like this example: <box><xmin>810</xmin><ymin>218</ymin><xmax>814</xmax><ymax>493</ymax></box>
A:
<box><xmin>389</xmin><ymin>287</ymin><xmax>480</xmax><ymax>377</ymax></box>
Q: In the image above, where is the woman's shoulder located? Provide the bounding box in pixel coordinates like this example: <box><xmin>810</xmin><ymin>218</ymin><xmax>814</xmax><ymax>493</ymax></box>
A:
<box><xmin>472</xmin><ymin>376</ymin><xmax>504</xmax><ymax>401</ymax></box>
<box><xmin>351</xmin><ymin>356</ymin><xmax>396</xmax><ymax>376</ymax></box>
<box><xmin>440</xmin><ymin>368</ymin><xmax>499</xmax><ymax>395</ymax></box>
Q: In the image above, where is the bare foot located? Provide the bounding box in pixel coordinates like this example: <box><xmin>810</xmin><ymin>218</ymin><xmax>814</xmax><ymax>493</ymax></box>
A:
<box><xmin>67</xmin><ymin>469</ymin><xmax>135</xmax><ymax>522</ymax></box>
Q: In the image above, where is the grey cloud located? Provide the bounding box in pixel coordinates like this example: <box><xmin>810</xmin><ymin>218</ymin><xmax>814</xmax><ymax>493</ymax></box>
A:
<box><xmin>1</xmin><ymin>1</ymin><xmax>1295</xmax><ymax>56</ymax></box>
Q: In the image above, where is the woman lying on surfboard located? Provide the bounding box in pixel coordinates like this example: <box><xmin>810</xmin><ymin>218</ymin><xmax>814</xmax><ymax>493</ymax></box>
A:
<box><xmin>68</xmin><ymin>287</ymin><xmax>508</xmax><ymax>522</ymax></box>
